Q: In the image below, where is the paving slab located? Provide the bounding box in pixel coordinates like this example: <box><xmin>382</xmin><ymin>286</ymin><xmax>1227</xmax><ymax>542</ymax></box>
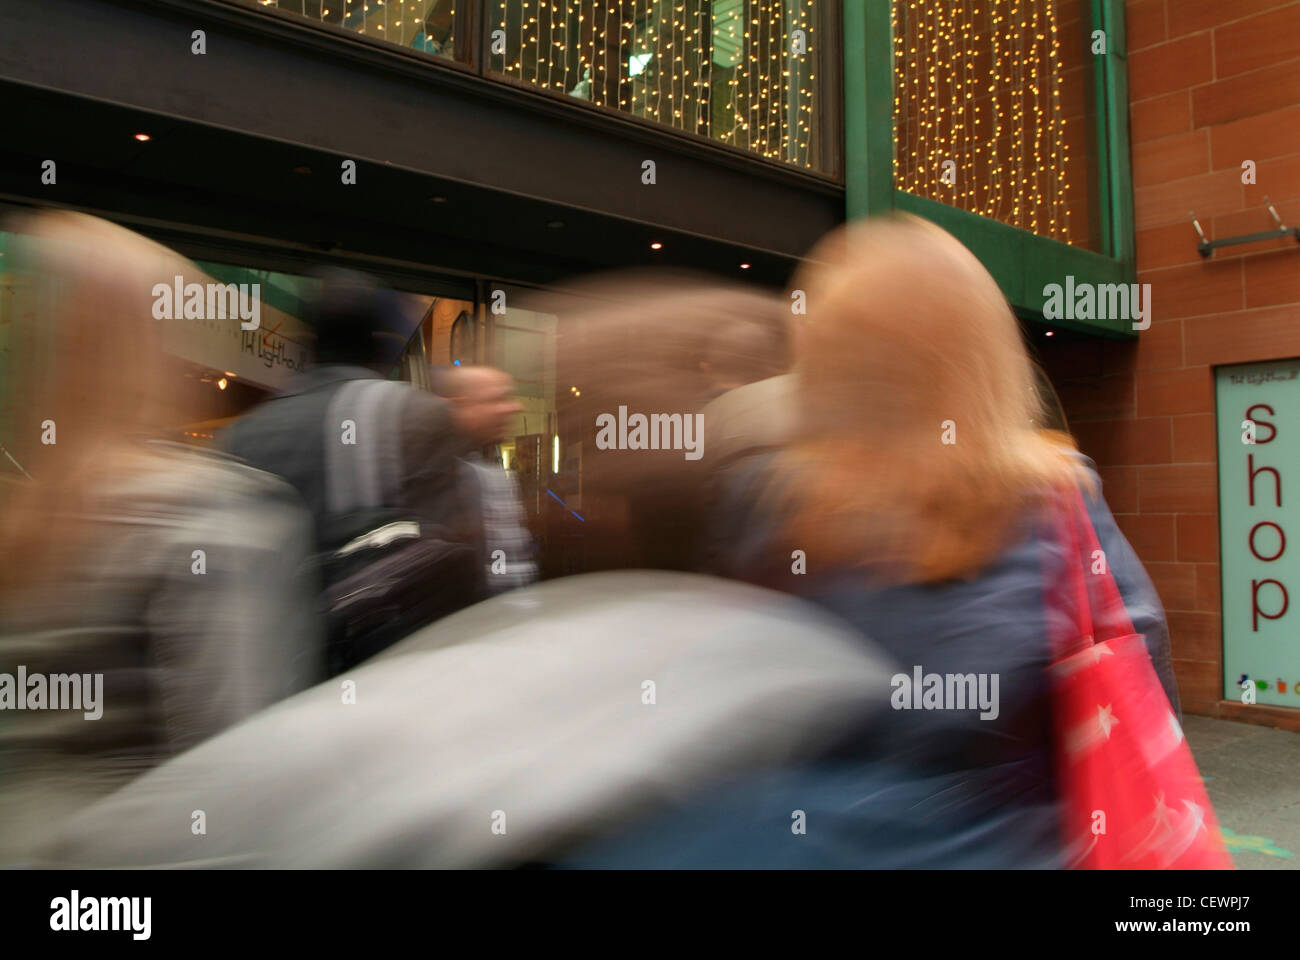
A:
<box><xmin>1185</xmin><ymin>715</ymin><xmax>1300</xmax><ymax>869</ymax></box>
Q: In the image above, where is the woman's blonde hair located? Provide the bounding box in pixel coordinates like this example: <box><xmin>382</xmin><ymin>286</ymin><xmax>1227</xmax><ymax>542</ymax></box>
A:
<box><xmin>0</xmin><ymin>210</ymin><xmax>204</xmax><ymax>594</ymax></box>
<box><xmin>775</xmin><ymin>214</ymin><xmax>1086</xmax><ymax>584</ymax></box>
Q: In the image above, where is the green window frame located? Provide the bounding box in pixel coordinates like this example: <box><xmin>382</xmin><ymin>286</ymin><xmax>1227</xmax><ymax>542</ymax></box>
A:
<box><xmin>844</xmin><ymin>0</ymin><xmax>1136</xmax><ymax>337</ymax></box>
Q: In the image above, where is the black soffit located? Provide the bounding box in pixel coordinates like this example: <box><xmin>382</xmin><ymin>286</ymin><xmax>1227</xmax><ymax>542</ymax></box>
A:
<box><xmin>0</xmin><ymin>80</ymin><xmax>797</xmax><ymax>289</ymax></box>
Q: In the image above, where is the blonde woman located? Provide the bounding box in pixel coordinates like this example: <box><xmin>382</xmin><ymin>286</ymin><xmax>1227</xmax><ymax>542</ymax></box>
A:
<box><xmin>0</xmin><ymin>211</ymin><xmax>321</xmax><ymax>862</ymax></box>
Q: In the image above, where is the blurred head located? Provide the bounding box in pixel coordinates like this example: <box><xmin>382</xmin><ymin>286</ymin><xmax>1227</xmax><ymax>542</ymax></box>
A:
<box><xmin>436</xmin><ymin>366</ymin><xmax>522</xmax><ymax>447</ymax></box>
<box><xmin>545</xmin><ymin>272</ymin><xmax>786</xmax><ymax>570</ymax></box>
<box><xmin>309</xmin><ymin>268</ymin><xmax>403</xmax><ymax>370</ymax></box>
<box><xmin>776</xmin><ymin>214</ymin><xmax>1085</xmax><ymax>584</ymax></box>
<box><xmin>558</xmin><ymin>272</ymin><xmax>785</xmax><ymax>487</ymax></box>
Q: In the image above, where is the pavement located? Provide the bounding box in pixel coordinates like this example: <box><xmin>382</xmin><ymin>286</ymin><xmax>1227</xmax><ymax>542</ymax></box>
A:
<box><xmin>1185</xmin><ymin>715</ymin><xmax>1300</xmax><ymax>869</ymax></box>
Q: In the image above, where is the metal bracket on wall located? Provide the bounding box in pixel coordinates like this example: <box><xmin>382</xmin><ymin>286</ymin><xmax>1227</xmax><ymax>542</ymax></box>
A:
<box><xmin>1191</xmin><ymin>198</ymin><xmax>1300</xmax><ymax>258</ymax></box>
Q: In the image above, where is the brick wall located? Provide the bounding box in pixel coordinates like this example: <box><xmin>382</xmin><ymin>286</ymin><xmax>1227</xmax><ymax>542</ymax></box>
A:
<box><xmin>1037</xmin><ymin>0</ymin><xmax>1300</xmax><ymax>728</ymax></box>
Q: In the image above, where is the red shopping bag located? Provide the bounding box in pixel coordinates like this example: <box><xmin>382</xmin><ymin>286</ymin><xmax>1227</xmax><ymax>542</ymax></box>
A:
<box><xmin>1051</xmin><ymin>489</ymin><xmax>1233</xmax><ymax>869</ymax></box>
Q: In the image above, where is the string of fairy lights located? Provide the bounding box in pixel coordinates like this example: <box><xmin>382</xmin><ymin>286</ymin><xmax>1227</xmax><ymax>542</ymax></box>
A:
<box><xmin>252</xmin><ymin>0</ymin><xmax>1088</xmax><ymax>199</ymax></box>
<box><xmin>893</xmin><ymin>0</ymin><xmax>1073</xmax><ymax>245</ymax></box>
<box><xmin>256</xmin><ymin>1</ymin><xmax>819</xmax><ymax>170</ymax></box>
<box><xmin>494</xmin><ymin>1</ymin><xmax>817</xmax><ymax>168</ymax></box>
<box><xmin>257</xmin><ymin>0</ymin><xmax>816</xmax><ymax>168</ymax></box>
<box><xmin>260</xmin><ymin>1</ymin><xmax>457</xmax><ymax>54</ymax></box>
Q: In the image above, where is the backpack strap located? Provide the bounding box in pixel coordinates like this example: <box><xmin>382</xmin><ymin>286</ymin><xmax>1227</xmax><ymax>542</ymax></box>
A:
<box><xmin>371</xmin><ymin>380</ymin><xmax>407</xmax><ymax>507</ymax></box>
<box><xmin>323</xmin><ymin>379</ymin><xmax>379</xmax><ymax>514</ymax></box>
<box><xmin>323</xmin><ymin>378</ymin><xmax>412</xmax><ymax>516</ymax></box>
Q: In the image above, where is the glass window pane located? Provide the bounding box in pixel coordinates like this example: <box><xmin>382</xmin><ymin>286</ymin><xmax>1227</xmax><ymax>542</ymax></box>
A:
<box><xmin>491</xmin><ymin>0</ymin><xmax>827</xmax><ymax>172</ymax></box>
<box><xmin>250</xmin><ymin>0</ymin><xmax>465</xmax><ymax>61</ymax></box>
<box><xmin>892</xmin><ymin>0</ymin><xmax>1101</xmax><ymax>251</ymax></box>
<box><xmin>485</xmin><ymin>292</ymin><xmax>559</xmax><ymax>524</ymax></box>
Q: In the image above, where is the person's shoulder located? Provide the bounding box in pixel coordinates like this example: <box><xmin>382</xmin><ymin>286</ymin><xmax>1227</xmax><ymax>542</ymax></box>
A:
<box><xmin>83</xmin><ymin>444</ymin><xmax>311</xmax><ymax>570</ymax></box>
<box><xmin>135</xmin><ymin>442</ymin><xmax>306</xmax><ymax>507</ymax></box>
<box><xmin>219</xmin><ymin>387</ymin><xmax>312</xmax><ymax>453</ymax></box>
<box><xmin>396</xmin><ymin>381</ymin><xmax>446</xmax><ymax>408</ymax></box>
<box><xmin>703</xmin><ymin>375</ymin><xmax>795</xmax><ymax>464</ymax></box>
<box><xmin>1055</xmin><ymin>444</ymin><xmax>1102</xmax><ymax>491</ymax></box>
<box><xmin>1057</xmin><ymin>444</ymin><xmax>1095</xmax><ymax>467</ymax></box>
<box><xmin>396</xmin><ymin>382</ymin><xmax>452</xmax><ymax>430</ymax></box>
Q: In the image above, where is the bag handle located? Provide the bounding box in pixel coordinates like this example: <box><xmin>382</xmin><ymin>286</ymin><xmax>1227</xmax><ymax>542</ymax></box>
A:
<box><xmin>1058</xmin><ymin>486</ymin><xmax>1137</xmax><ymax>656</ymax></box>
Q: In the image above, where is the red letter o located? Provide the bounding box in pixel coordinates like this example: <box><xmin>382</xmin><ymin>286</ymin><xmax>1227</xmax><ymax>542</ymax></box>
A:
<box><xmin>1250</xmin><ymin>521</ymin><xmax>1286</xmax><ymax>562</ymax></box>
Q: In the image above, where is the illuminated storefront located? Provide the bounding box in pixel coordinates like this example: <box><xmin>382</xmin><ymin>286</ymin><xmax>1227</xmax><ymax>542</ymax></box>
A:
<box><xmin>0</xmin><ymin>0</ymin><xmax>846</xmax><ymax>580</ymax></box>
<box><xmin>1</xmin><ymin>0</ymin><xmax>1141</xmax><ymax>583</ymax></box>
<box><xmin>245</xmin><ymin>0</ymin><xmax>832</xmax><ymax>173</ymax></box>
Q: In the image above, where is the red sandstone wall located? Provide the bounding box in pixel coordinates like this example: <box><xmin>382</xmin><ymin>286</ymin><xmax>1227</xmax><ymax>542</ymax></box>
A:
<box><xmin>1038</xmin><ymin>0</ymin><xmax>1300</xmax><ymax>726</ymax></box>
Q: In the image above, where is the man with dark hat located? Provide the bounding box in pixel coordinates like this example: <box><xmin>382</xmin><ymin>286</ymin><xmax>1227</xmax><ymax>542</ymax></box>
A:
<box><xmin>224</xmin><ymin>271</ymin><xmax>485</xmax><ymax>679</ymax></box>
<box><xmin>225</xmin><ymin>269</ymin><xmax>473</xmax><ymax>551</ymax></box>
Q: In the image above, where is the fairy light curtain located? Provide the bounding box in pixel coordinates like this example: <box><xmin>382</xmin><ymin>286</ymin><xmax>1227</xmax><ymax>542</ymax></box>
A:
<box><xmin>258</xmin><ymin>1</ymin><xmax>460</xmax><ymax>57</ymax></box>
<box><xmin>252</xmin><ymin>1</ymin><xmax>819</xmax><ymax>170</ymax></box>
<box><xmin>492</xmin><ymin>0</ymin><xmax>821</xmax><ymax>171</ymax></box>
<box><xmin>893</xmin><ymin>0</ymin><xmax>1098</xmax><ymax>250</ymax></box>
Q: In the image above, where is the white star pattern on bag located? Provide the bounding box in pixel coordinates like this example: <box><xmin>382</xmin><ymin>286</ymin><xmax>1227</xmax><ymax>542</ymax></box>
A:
<box><xmin>1122</xmin><ymin>793</ymin><xmax>1209</xmax><ymax>866</ymax></box>
<box><xmin>1089</xmin><ymin>644</ymin><xmax>1115</xmax><ymax>664</ymax></box>
<box><xmin>1064</xmin><ymin>703</ymin><xmax>1120</xmax><ymax>756</ymax></box>
<box><xmin>1097</xmin><ymin>703</ymin><xmax>1119</xmax><ymax>739</ymax></box>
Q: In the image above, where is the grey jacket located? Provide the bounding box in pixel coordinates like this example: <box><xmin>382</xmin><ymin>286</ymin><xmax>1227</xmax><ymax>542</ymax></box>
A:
<box><xmin>223</xmin><ymin>365</ymin><xmax>476</xmax><ymax>552</ymax></box>
<box><xmin>37</xmin><ymin>572</ymin><xmax>897</xmax><ymax>868</ymax></box>
<box><xmin>0</xmin><ymin>443</ymin><xmax>322</xmax><ymax>862</ymax></box>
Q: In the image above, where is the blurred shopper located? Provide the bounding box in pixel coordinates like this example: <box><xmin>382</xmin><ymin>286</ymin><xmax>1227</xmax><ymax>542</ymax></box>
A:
<box><xmin>0</xmin><ymin>212</ymin><xmax>321</xmax><ymax>862</ymax></box>
<box><xmin>224</xmin><ymin>268</ymin><xmax>470</xmax><ymax>548</ymax></box>
<box><xmin>224</xmin><ymin>270</ymin><xmax>484</xmax><ymax>673</ymax></box>
<box><xmin>575</xmin><ymin>215</ymin><xmax>1209</xmax><ymax>867</ymax></box>
<box><xmin>434</xmin><ymin>365</ymin><xmax>536</xmax><ymax>595</ymax></box>
<box><xmin>556</xmin><ymin>272</ymin><xmax>787</xmax><ymax>571</ymax></box>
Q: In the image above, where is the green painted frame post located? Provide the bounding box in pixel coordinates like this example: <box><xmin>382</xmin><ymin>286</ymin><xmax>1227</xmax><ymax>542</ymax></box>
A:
<box><xmin>842</xmin><ymin>0</ymin><xmax>1139</xmax><ymax>337</ymax></box>
<box><xmin>844</xmin><ymin>0</ymin><xmax>896</xmax><ymax>220</ymax></box>
<box><xmin>1095</xmin><ymin>0</ymin><xmax>1137</xmax><ymax>268</ymax></box>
